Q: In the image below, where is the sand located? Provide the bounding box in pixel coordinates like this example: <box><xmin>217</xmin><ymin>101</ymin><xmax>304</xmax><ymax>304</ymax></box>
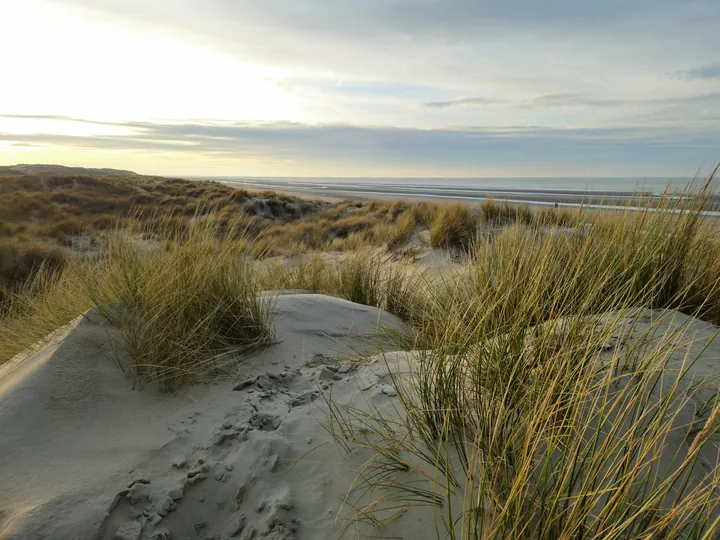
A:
<box><xmin>2</xmin><ymin>295</ymin><xmax>720</xmax><ymax>539</ymax></box>
<box><xmin>0</xmin><ymin>293</ymin><xmax>427</xmax><ymax>539</ymax></box>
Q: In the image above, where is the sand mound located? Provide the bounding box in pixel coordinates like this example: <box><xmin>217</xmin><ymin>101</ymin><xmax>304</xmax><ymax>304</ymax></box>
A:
<box><xmin>0</xmin><ymin>294</ymin><xmax>418</xmax><ymax>540</ymax></box>
<box><xmin>3</xmin><ymin>300</ymin><xmax>720</xmax><ymax>539</ymax></box>
<box><xmin>242</xmin><ymin>198</ymin><xmax>324</xmax><ymax>221</ymax></box>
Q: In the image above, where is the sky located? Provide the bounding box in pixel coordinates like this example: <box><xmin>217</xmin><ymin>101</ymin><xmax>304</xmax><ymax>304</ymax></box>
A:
<box><xmin>0</xmin><ymin>0</ymin><xmax>719</xmax><ymax>178</ymax></box>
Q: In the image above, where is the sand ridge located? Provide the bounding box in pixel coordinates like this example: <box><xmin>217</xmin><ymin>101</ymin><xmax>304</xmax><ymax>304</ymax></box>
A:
<box><xmin>3</xmin><ymin>296</ymin><xmax>720</xmax><ymax>539</ymax></box>
<box><xmin>0</xmin><ymin>293</ymin><xmax>428</xmax><ymax>540</ymax></box>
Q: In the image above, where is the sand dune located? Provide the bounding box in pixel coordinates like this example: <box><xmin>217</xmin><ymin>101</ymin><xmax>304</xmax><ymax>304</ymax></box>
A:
<box><xmin>2</xmin><ymin>294</ymin><xmax>720</xmax><ymax>539</ymax></box>
<box><xmin>0</xmin><ymin>294</ymin><xmax>422</xmax><ymax>539</ymax></box>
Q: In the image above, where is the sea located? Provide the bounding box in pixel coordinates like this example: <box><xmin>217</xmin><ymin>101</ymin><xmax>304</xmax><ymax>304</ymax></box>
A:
<box><xmin>210</xmin><ymin>176</ymin><xmax>712</xmax><ymax>195</ymax></box>
<box><xmin>196</xmin><ymin>175</ymin><xmax>719</xmax><ymax>213</ymax></box>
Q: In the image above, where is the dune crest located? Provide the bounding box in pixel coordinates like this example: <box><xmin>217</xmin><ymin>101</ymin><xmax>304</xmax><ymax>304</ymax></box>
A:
<box><xmin>0</xmin><ymin>293</ymin><xmax>421</xmax><ymax>539</ymax></box>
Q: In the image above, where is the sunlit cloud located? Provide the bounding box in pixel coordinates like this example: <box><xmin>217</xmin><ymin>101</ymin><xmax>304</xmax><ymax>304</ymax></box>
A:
<box><xmin>677</xmin><ymin>64</ymin><xmax>720</xmax><ymax>80</ymax></box>
<box><xmin>421</xmin><ymin>98</ymin><xmax>501</xmax><ymax>109</ymax></box>
<box><xmin>0</xmin><ymin>116</ymin><xmax>717</xmax><ymax>177</ymax></box>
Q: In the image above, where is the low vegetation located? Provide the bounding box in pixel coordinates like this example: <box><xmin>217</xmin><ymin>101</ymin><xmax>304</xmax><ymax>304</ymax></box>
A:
<box><xmin>429</xmin><ymin>202</ymin><xmax>477</xmax><ymax>248</ymax></box>
<box><xmin>323</xmin><ymin>175</ymin><xmax>720</xmax><ymax>538</ymax></box>
<box><xmin>84</xmin><ymin>224</ymin><xmax>274</xmax><ymax>390</ymax></box>
<box><xmin>1</xmin><ymin>219</ymin><xmax>274</xmax><ymax>391</ymax></box>
<box><xmin>3</xmin><ymin>166</ymin><xmax>720</xmax><ymax>536</ymax></box>
<box><xmin>0</xmin><ymin>171</ymin><xmax>322</xmax><ymax>303</ymax></box>
<box><xmin>0</xmin><ymin>171</ymin><xmax>580</xmax><ymax>307</ymax></box>
<box><xmin>259</xmin><ymin>251</ymin><xmax>420</xmax><ymax>320</ymax></box>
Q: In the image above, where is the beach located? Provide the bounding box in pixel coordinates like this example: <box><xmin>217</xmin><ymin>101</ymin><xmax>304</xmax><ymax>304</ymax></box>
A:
<box><xmin>208</xmin><ymin>176</ymin><xmax>719</xmax><ymax>212</ymax></box>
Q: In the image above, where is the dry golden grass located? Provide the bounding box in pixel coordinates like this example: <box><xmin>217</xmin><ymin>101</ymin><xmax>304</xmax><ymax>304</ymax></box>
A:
<box><xmin>0</xmin><ymin>170</ymin><xmax>606</xmax><ymax>302</ymax></box>
<box><xmin>0</xmin><ymin>172</ymin><xmax>325</xmax><ymax>300</ymax></box>
<box><xmin>84</xmin><ymin>225</ymin><xmax>274</xmax><ymax>390</ymax></box>
<box><xmin>1</xmin><ymin>218</ymin><xmax>274</xmax><ymax>390</ymax></box>
<box><xmin>324</xmin><ymin>173</ymin><xmax>720</xmax><ymax>539</ymax></box>
<box><xmin>258</xmin><ymin>251</ymin><xmax>420</xmax><ymax>320</ymax></box>
<box><xmin>0</xmin><ymin>240</ymin><xmax>69</xmax><ymax>306</ymax></box>
<box><xmin>2</xmin><ymin>168</ymin><xmax>720</xmax><ymax>536</ymax></box>
<box><xmin>430</xmin><ymin>202</ymin><xmax>477</xmax><ymax>249</ymax></box>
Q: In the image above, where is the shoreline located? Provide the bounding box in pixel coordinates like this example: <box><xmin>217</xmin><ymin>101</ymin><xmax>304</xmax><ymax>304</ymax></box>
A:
<box><xmin>202</xmin><ymin>177</ymin><xmax>720</xmax><ymax>214</ymax></box>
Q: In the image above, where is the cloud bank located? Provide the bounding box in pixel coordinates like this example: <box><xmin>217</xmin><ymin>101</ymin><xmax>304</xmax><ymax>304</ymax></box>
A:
<box><xmin>2</xmin><ymin>115</ymin><xmax>717</xmax><ymax>176</ymax></box>
<box><xmin>1</xmin><ymin>0</ymin><xmax>718</xmax><ymax>175</ymax></box>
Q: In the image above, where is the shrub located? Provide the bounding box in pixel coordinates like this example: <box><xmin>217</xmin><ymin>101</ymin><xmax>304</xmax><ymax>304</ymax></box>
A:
<box><xmin>0</xmin><ymin>240</ymin><xmax>69</xmax><ymax>293</ymax></box>
<box><xmin>429</xmin><ymin>203</ymin><xmax>477</xmax><ymax>249</ymax></box>
<box><xmin>82</xmin><ymin>227</ymin><xmax>274</xmax><ymax>390</ymax></box>
<box><xmin>36</xmin><ymin>216</ymin><xmax>93</xmax><ymax>244</ymax></box>
<box><xmin>387</xmin><ymin>209</ymin><xmax>418</xmax><ymax>250</ymax></box>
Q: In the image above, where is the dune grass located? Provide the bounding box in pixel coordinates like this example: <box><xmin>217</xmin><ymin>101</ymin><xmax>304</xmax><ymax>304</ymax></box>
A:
<box><xmin>0</xmin><ymin>172</ymin><xmax>325</xmax><ymax>302</ymax></box>
<box><xmin>259</xmin><ymin>251</ymin><xmax>421</xmax><ymax>320</ymax></box>
<box><xmin>0</xmin><ymin>239</ymin><xmax>69</xmax><ymax>305</ymax></box>
<box><xmin>0</xmin><ymin>170</ymin><xmax>592</xmax><ymax>305</ymax></box>
<box><xmin>429</xmin><ymin>203</ymin><xmax>477</xmax><ymax>249</ymax></box>
<box><xmin>323</xmin><ymin>175</ymin><xmax>720</xmax><ymax>538</ymax></box>
<box><xmin>328</xmin><ymin>306</ymin><xmax>720</xmax><ymax>538</ymax></box>
<box><xmin>0</xmin><ymin>262</ymin><xmax>91</xmax><ymax>365</ymax></box>
<box><xmin>83</xmin><ymin>229</ymin><xmax>274</xmax><ymax>391</ymax></box>
<box><xmin>3</xmin><ymin>170</ymin><xmax>720</xmax><ymax>535</ymax></box>
<box><xmin>0</xmin><ymin>220</ymin><xmax>274</xmax><ymax>391</ymax></box>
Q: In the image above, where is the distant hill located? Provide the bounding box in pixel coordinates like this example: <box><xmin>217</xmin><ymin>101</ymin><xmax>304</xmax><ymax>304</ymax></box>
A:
<box><xmin>0</xmin><ymin>170</ymin><xmax>328</xmax><ymax>303</ymax></box>
<box><xmin>0</xmin><ymin>164</ymin><xmax>138</xmax><ymax>176</ymax></box>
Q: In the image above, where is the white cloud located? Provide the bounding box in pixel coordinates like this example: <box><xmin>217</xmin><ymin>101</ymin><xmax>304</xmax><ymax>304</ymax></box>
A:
<box><xmin>1</xmin><ymin>116</ymin><xmax>717</xmax><ymax>177</ymax></box>
<box><xmin>0</xmin><ymin>0</ymin><xmax>717</xmax><ymax>174</ymax></box>
<box><xmin>0</xmin><ymin>1</ymin><xmax>309</xmax><ymax>122</ymax></box>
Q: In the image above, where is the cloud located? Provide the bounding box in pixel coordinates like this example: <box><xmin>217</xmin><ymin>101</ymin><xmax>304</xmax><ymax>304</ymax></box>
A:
<box><xmin>57</xmin><ymin>0</ymin><xmax>720</xmax><ymax>91</ymax></box>
<box><xmin>528</xmin><ymin>93</ymin><xmax>600</xmax><ymax>108</ymax></box>
<box><xmin>6</xmin><ymin>2</ymin><xmax>720</xmax><ymax>175</ymax></box>
<box><xmin>677</xmin><ymin>64</ymin><xmax>720</xmax><ymax>80</ymax></box>
<box><xmin>421</xmin><ymin>97</ymin><xmax>500</xmax><ymax>109</ymax></box>
<box><xmin>0</xmin><ymin>113</ymin><xmax>142</xmax><ymax>127</ymax></box>
<box><xmin>525</xmin><ymin>92</ymin><xmax>720</xmax><ymax>111</ymax></box>
<box><xmin>1</xmin><ymin>116</ymin><xmax>717</xmax><ymax>174</ymax></box>
<box><xmin>319</xmin><ymin>81</ymin><xmax>440</xmax><ymax>98</ymax></box>
<box><xmin>4</xmin><ymin>0</ymin><xmax>710</xmax><ymax>144</ymax></box>
<box><xmin>62</xmin><ymin>0</ymin><xmax>709</xmax><ymax>41</ymax></box>
<box><xmin>412</xmin><ymin>92</ymin><xmax>720</xmax><ymax>129</ymax></box>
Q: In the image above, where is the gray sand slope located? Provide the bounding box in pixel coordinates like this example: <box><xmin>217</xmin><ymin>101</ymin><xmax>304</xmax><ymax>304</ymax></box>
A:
<box><xmin>0</xmin><ymin>294</ymin><xmax>422</xmax><ymax>540</ymax></box>
<box><xmin>2</xmin><ymin>297</ymin><xmax>720</xmax><ymax>539</ymax></box>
